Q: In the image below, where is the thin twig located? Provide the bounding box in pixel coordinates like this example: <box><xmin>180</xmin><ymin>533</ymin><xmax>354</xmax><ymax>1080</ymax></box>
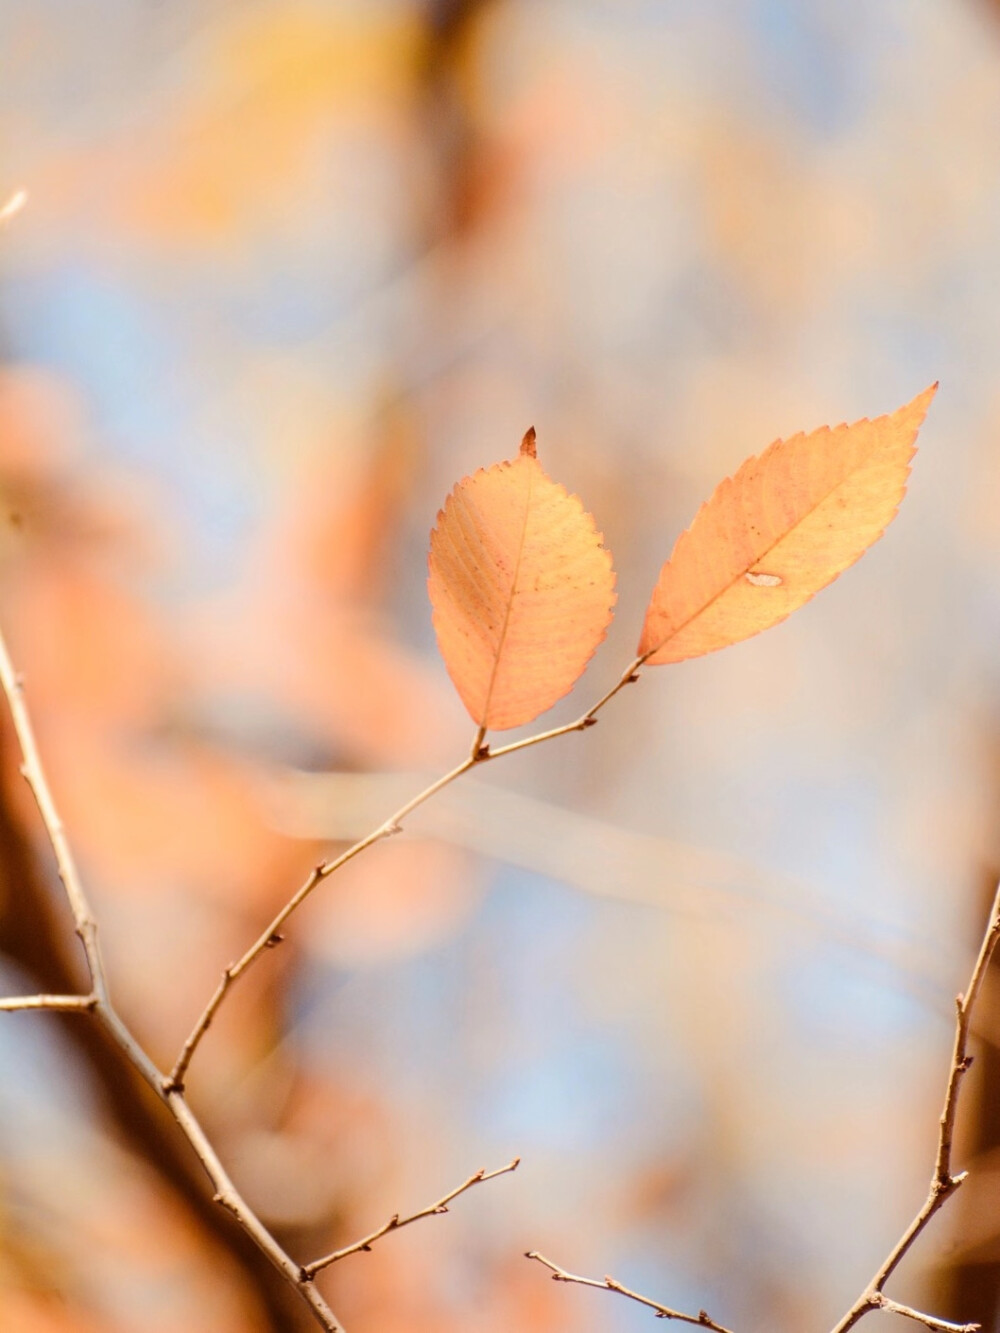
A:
<box><xmin>829</xmin><ymin>883</ymin><xmax>1000</xmax><ymax>1333</ymax></box>
<box><xmin>0</xmin><ymin>993</ymin><xmax>97</xmax><ymax>1012</ymax></box>
<box><xmin>877</xmin><ymin>1296</ymin><xmax>979</xmax><ymax>1333</ymax></box>
<box><xmin>0</xmin><ymin>749</ymin><xmax>300</xmax><ymax>1328</ymax></box>
<box><xmin>303</xmin><ymin>1158</ymin><xmax>520</xmax><ymax>1278</ymax></box>
<box><xmin>524</xmin><ymin>1251</ymin><xmax>734</xmax><ymax>1333</ymax></box>
<box><xmin>169</xmin><ymin>656</ymin><xmax>646</xmax><ymax>1087</ymax></box>
<box><xmin>485</xmin><ymin>656</ymin><xmax>643</xmax><ymax>760</ymax></box>
<box><xmin>0</xmin><ymin>640</ymin><xmax>109</xmax><ymax>1003</ymax></box>
<box><xmin>165</xmin><ymin>752</ymin><xmax>481</xmax><ymax>1091</ymax></box>
<box><xmin>0</xmin><ymin>618</ymin><xmax>642</xmax><ymax>1323</ymax></box>
<box><xmin>525</xmin><ymin>889</ymin><xmax>1000</xmax><ymax>1333</ymax></box>
<box><xmin>0</xmin><ymin>626</ymin><xmax>347</xmax><ymax>1333</ymax></box>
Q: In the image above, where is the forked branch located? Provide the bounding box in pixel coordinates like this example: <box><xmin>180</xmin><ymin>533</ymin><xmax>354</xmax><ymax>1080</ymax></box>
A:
<box><xmin>303</xmin><ymin>1158</ymin><xmax>520</xmax><ymax>1278</ymax></box>
<box><xmin>0</xmin><ymin>626</ymin><xmax>348</xmax><ymax>1333</ymax></box>
<box><xmin>829</xmin><ymin>883</ymin><xmax>1000</xmax><ymax>1333</ymax></box>
<box><xmin>526</xmin><ymin>887</ymin><xmax>1000</xmax><ymax>1333</ymax></box>
<box><xmin>164</xmin><ymin>754</ymin><xmax>480</xmax><ymax>1091</ymax></box>
<box><xmin>168</xmin><ymin>655</ymin><xmax>646</xmax><ymax>1087</ymax></box>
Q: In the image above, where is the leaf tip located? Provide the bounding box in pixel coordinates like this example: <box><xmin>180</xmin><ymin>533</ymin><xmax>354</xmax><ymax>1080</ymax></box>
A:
<box><xmin>908</xmin><ymin>381</ymin><xmax>939</xmax><ymax>422</ymax></box>
<box><xmin>520</xmin><ymin>427</ymin><xmax>537</xmax><ymax>459</ymax></box>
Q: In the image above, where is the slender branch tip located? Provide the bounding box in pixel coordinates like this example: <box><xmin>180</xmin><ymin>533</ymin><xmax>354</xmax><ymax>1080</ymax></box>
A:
<box><xmin>302</xmin><ymin>1155</ymin><xmax>519</xmax><ymax>1276</ymax></box>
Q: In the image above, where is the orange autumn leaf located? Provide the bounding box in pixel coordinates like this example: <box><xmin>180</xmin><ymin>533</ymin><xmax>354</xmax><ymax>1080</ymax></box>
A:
<box><xmin>638</xmin><ymin>384</ymin><xmax>937</xmax><ymax>665</ymax></box>
<box><xmin>428</xmin><ymin>430</ymin><xmax>616</xmax><ymax>730</ymax></box>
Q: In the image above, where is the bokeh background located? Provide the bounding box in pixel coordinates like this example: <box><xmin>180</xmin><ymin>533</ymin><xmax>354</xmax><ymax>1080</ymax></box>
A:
<box><xmin>2</xmin><ymin>1</ymin><xmax>1000</xmax><ymax>1330</ymax></box>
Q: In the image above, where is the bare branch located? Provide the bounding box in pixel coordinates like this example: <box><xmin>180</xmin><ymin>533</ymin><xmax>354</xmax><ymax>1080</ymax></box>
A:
<box><xmin>0</xmin><ymin>625</ymin><xmax>349</xmax><ymax>1333</ymax></box>
<box><xmin>524</xmin><ymin>1251</ymin><xmax>734</xmax><ymax>1333</ymax></box>
<box><xmin>830</xmin><ymin>884</ymin><xmax>1000</xmax><ymax>1333</ymax></box>
<box><xmin>303</xmin><ymin>1157</ymin><xmax>519</xmax><ymax>1278</ymax></box>
<box><xmin>0</xmin><ymin>628</ymin><xmax>109</xmax><ymax>1002</ymax></box>
<box><xmin>484</xmin><ymin>657</ymin><xmax>643</xmax><ymax>760</ymax></box>
<box><xmin>0</xmin><ymin>993</ymin><xmax>97</xmax><ymax>1012</ymax></box>
<box><xmin>166</xmin><ymin>752</ymin><xmax>481</xmax><ymax>1088</ymax></box>
<box><xmin>173</xmin><ymin>657</ymin><xmax>647</xmax><ymax>1086</ymax></box>
<box><xmin>527</xmin><ymin>886</ymin><xmax>1000</xmax><ymax>1333</ymax></box>
<box><xmin>0</xmin><ymin>604</ymin><xmax>642</xmax><ymax>1326</ymax></box>
<box><xmin>164</xmin><ymin>968</ymin><xmax>235</xmax><ymax>1093</ymax></box>
<box><xmin>877</xmin><ymin>1296</ymin><xmax>979</xmax><ymax>1333</ymax></box>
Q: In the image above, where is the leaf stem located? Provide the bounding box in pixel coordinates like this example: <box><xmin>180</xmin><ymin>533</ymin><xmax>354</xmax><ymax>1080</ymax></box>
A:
<box><xmin>165</xmin><ymin>750</ymin><xmax>481</xmax><ymax>1091</ymax></box>
<box><xmin>0</xmin><ymin>634</ymin><xmax>109</xmax><ymax>1004</ymax></box>
<box><xmin>524</xmin><ymin>887</ymin><xmax>1000</xmax><ymax>1333</ymax></box>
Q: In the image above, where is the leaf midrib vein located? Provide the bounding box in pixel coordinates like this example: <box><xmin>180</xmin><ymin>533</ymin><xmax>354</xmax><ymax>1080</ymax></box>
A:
<box><xmin>480</xmin><ymin>464</ymin><xmax>536</xmax><ymax>725</ymax></box>
<box><xmin>648</xmin><ymin>429</ymin><xmax>901</xmax><ymax>657</ymax></box>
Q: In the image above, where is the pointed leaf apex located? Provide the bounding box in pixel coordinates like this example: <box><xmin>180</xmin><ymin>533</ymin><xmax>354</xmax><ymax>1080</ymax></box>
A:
<box><xmin>428</xmin><ymin>448</ymin><xmax>616</xmax><ymax>729</ymax></box>
<box><xmin>520</xmin><ymin>427</ymin><xmax>537</xmax><ymax>459</ymax></box>
<box><xmin>637</xmin><ymin>386</ymin><xmax>934</xmax><ymax>665</ymax></box>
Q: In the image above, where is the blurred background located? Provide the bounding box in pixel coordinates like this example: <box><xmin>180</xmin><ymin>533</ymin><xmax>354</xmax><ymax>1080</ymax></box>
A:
<box><xmin>1</xmin><ymin>1</ymin><xmax>1000</xmax><ymax>1330</ymax></box>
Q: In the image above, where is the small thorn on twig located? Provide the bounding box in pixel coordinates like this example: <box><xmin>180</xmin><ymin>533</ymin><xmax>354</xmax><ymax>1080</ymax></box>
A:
<box><xmin>626</xmin><ymin>672</ymin><xmax>640</xmax><ymax>683</ymax></box>
<box><xmin>474</xmin><ymin>744</ymin><xmax>491</xmax><ymax>761</ymax></box>
<box><xmin>383</xmin><ymin>821</ymin><xmax>403</xmax><ymax>837</ymax></box>
<box><xmin>581</xmin><ymin>717</ymin><xmax>598</xmax><ymax>728</ymax></box>
<box><xmin>298</xmin><ymin>1267</ymin><xmax>313</xmax><ymax>1284</ymax></box>
<box><xmin>264</xmin><ymin>932</ymin><xmax>285</xmax><ymax>949</ymax></box>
